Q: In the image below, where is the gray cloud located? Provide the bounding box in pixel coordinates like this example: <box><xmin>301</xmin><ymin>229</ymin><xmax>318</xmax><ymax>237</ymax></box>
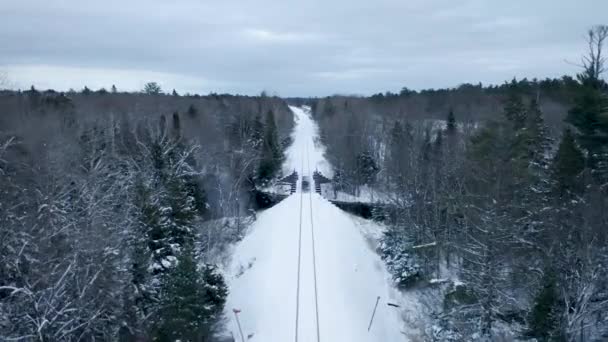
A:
<box><xmin>1</xmin><ymin>0</ymin><xmax>605</xmax><ymax>96</ymax></box>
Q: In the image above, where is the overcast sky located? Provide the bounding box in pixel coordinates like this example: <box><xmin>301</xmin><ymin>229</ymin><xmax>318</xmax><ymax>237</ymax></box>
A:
<box><xmin>1</xmin><ymin>0</ymin><xmax>606</xmax><ymax>96</ymax></box>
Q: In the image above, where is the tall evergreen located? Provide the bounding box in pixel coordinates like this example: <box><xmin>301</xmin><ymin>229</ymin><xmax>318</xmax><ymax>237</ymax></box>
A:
<box><xmin>171</xmin><ymin>112</ymin><xmax>181</xmax><ymax>139</ymax></box>
<box><xmin>567</xmin><ymin>27</ymin><xmax>608</xmax><ymax>182</ymax></box>
<box><xmin>446</xmin><ymin>109</ymin><xmax>457</xmax><ymax>134</ymax></box>
<box><xmin>566</xmin><ymin>83</ymin><xmax>607</xmax><ymax>167</ymax></box>
<box><xmin>249</xmin><ymin>114</ymin><xmax>264</xmax><ymax>150</ymax></box>
<box><xmin>420</xmin><ymin>128</ymin><xmax>432</xmax><ymax>163</ymax></box>
<box><xmin>524</xmin><ymin>99</ymin><xmax>551</xmax><ymax>162</ymax></box>
<box><xmin>387</xmin><ymin>121</ymin><xmax>407</xmax><ymax>184</ymax></box>
<box><xmin>155</xmin><ymin>246</ymin><xmax>227</xmax><ymax>341</ymax></box>
<box><xmin>525</xmin><ymin>270</ymin><xmax>565</xmax><ymax>341</ymax></box>
<box><xmin>187</xmin><ymin>104</ymin><xmax>198</xmax><ymax>117</ymax></box>
<box><xmin>257</xmin><ymin>110</ymin><xmax>283</xmax><ymax>184</ymax></box>
<box><xmin>511</xmin><ymin>99</ymin><xmax>552</xmax><ymax>187</ymax></box>
<box><xmin>551</xmin><ymin>129</ymin><xmax>585</xmax><ymax>196</ymax></box>
<box><xmin>503</xmin><ymin>91</ymin><xmax>527</xmax><ymax>131</ymax></box>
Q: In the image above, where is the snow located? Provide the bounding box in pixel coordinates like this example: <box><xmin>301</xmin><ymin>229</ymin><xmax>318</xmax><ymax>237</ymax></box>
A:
<box><xmin>283</xmin><ymin>106</ymin><xmax>333</xmax><ymax>178</ymax></box>
<box><xmin>224</xmin><ymin>106</ymin><xmax>407</xmax><ymax>341</ymax></box>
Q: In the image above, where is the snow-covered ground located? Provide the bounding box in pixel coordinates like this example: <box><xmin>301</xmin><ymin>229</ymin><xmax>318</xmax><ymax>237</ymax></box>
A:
<box><xmin>283</xmin><ymin>106</ymin><xmax>333</xmax><ymax>177</ymax></box>
<box><xmin>224</xmin><ymin>106</ymin><xmax>408</xmax><ymax>341</ymax></box>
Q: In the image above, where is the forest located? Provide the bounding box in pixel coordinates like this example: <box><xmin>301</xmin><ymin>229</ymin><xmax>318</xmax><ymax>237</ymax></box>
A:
<box><xmin>0</xmin><ymin>86</ymin><xmax>293</xmax><ymax>341</ymax></box>
<box><xmin>312</xmin><ymin>26</ymin><xmax>608</xmax><ymax>341</ymax></box>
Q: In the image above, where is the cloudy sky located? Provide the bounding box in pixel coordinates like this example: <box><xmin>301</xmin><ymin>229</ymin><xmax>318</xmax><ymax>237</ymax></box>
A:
<box><xmin>1</xmin><ymin>0</ymin><xmax>606</xmax><ymax>96</ymax></box>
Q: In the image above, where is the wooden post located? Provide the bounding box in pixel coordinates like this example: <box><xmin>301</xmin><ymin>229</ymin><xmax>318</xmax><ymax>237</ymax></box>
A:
<box><xmin>233</xmin><ymin>308</ymin><xmax>245</xmax><ymax>342</ymax></box>
<box><xmin>367</xmin><ymin>296</ymin><xmax>381</xmax><ymax>332</ymax></box>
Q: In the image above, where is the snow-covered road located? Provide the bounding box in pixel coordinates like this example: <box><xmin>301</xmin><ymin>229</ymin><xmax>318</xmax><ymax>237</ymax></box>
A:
<box><xmin>225</xmin><ymin>106</ymin><xmax>405</xmax><ymax>341</ymax></box>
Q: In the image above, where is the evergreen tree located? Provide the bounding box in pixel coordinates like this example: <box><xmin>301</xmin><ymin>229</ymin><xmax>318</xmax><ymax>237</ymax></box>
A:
<box><xmin>332</xmin><ymin>168</ymin><xmax>347</xmax><ymax>196</ymax></box>
<box><xmin>172</xmin><ymin>89</ymin><xmax>179</xmax><ymax>96</ymax></box>
<box><xmin>511</xmin><ymin>99</ymin><xmax>552</xmax><ymax>188</ymax></box>
<box><xmin>503</xmin><ymin>92</ymin><xmax>527</xmax><ymax>130</ymax></box>
<box><xmin>566</xmin><ymin>81</ymin><xmax>608</xmax><ymax>182</ymax></box>
<box><xmin>164</xmin><ymin>173</ymin><xmax>197</xmax><ymax>249</ymax></box>
<box><xmin>380</xmin><ymin>226</ymin><xmax>422</xmax><ymax>287</ymax></box>
<box><xmin>387</xmin><ymin>121</ymin><xmax>408</xmax><ymax>185</ymax></box>
<box><xmin>446</xmin><ymin>109</ymin><xmax>457</xmax><ymax>134</ymax></box>
<box><xmin>389</xmin><ymin>121</ymin><xmax>404</xmax><ymax>152</ymax></box>
<box><xmin>355</xmin><ymin>152</ymin><xmax>379</xmax><ymax>186</ymax></box>
<box><xmin>257</xmin><ymin>110</ymin><xmax>283</xmax><ymax>184</ymax></box>
<box><xmin>431</xmin><ymin>130</ymin><xmax>444</xmax><ymax>186</ymax></box>
<box><xmin>144</xmin><ymin>82</ymin><xmax>162</xmax><ymax>95</ymax></box>
<box><xmin>419</xmin><ymin>128</ymin><xmax>433</xmax><ymax>167</ymax></box>
<box><xmin>111</xmin><ymin>84</ymin><xmax>117</xmax><ymax>93</ymax></box>
<box><xmin>524</xmin><ymin>100</ymin><xmax>552</xmax><ymax>164</ymax></box>
<box><xmin>159</xmin><ymin>114</ymin><xmax>167</xmax><ymax>138</ymax></box>
<box><xmin>82</xmin><ymin>86</ymin><xmax>92</xmax><ymax>95</ymax></box>
<box><xmin>460</xmin><ymin>121</ymin><xmax>515</xmax><ymax>338</ymax></box>
<box><xmin>567</xmin><ymin>26</ymin><xmax>608</xmax><ymax>182</ymax></box>
<box><xmin>187</xmin><ymin>104</ymin><xmax>198</xmax><ymax>117</ymax></box>
<box><xmin>199</xmin><ymin>263</ymin><xmax>229</xmax><ymax>325</ymax></box>
<box><xmin>525</xmin><ymin>270</ymin><xmax>565</xmax><ymax>341</ymax></box>
<box><xmin>155</xmin><ymin>246</ymin><xmax>226</xmax><ymax>341</ymax></box>
<box><xmin>249</xmin><ymin>114</ymin><xmax>264</xmax><ymax>150</ymax></box>
<box><xmin>551</xmin><ymin>129</ymin><xmax>585</xmax><ymax>195</ymax></box>
<box><xmin>433</xmin><ymin>129</ymin><xmax>444</xmax><ymax>159</ymax></box>
<box><xmin>134</xmin><ymin>176</ymin><xmax>171</xmax><ymax>274</ymax></box>
<box><xmin>171</xmin><ymin>112</ymin><xmax>181</xmax><ymax>139</ymax></box>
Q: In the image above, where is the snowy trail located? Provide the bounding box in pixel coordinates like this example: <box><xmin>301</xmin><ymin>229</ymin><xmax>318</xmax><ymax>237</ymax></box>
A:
<box><xmin>225</xmin><ymin>106</ymin><xmax>405</xmax><ymax>341</ymax></box>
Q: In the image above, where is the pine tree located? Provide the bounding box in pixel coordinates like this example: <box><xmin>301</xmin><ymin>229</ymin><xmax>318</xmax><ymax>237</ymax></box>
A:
<box><xmin>387</xmin><ymin>121</ymin><xmax>407</xmax><ymax>185</ymax></box>
<box><xmin>503</xmin><ymin>92</ymin><xmax>527</xmax><ymax>130</ymax></box>
<box><xmin>566</xmin><ymin>25</ymin><xmax>608</xmax><ymax>182</ymax></box>
<box><xmin>134</xmin><ymin>178</ymin><xmax>171</xmax><ymax>274</ymax></box>
<box><xmin>155</xmin><ymin>247</ymin><xmax>221</xmax><ymax>341</ymax></box>
<box><xmin>249</xmin><ymin>114</ymin><xmax>264</xmax><ymax>150</ymax></box>
<box><xmin>525</xmin><ymin>270</ymin><xmax>565</xmax><ymax>341</ymax></box>
<box><xmin>433</xmin><ymin>129</ymin><xmax>444</xmax><ymax>159</ymax></box>
<box><xmin>355</xmin><ymin>152</ymin><xmax>379</xmax><ymax>186</ymax></box>
<box><xmin>420</xmin><ymin>128</ymin><xmax>432</xmax><ymax>163</ymax></box>
<box><xmin>257</xmin><ymin>110</ymin><xmax>283</xmax><ymax>184</ymax></box>
<box><xmin>164</xmin><ymin>173</ymin><xmax>197</xmax><ymax>249</ymax></box>
<box><xmin>524</xmin><ymin>100</ymin><xmax>552</xmax><ymax>165</ymax></box>
<box><xmin>144</xmin><ymin>82</ymin><xmax>162</xmax><ymax>95</ymax></box>
<box><xmin>171</xmin><ymin>112</ymin><xmax>181</xmax><ymax>140</ymax></box>
<box><xmin>460</xmin><ymin>121</ymin><xmax>514</xmax><ymax>338</ymax></box>
<box><xmin>187</xmin><ymin>104</ymin><xmax>198</xmax><ymax>117</ymax></box>
<box><xmin>446</xmin><ymin>109</ymin><xmax>457</xmax><ymax>134</ymax></box>
<box><xmin>199</xmin><ymin>263</ymin><xmax>229</xmax><ymax>324</ymax></box>
<box><xmin>552</xmin><ymin>129</ymin><xmax>585</xmax><ymax>196</ymax></box>
<box><xmin>111</xmin><ymin>84</ymin><xmax>117</xmax><ymax>93</ymax></box>
<box><xmin>510</xmin><ymin>99</ymin><xmax>552</xmax><ymax>190</ymax></box>
<box><xmin>566</xmin><ymin>84</ymin><xmax>607</xmax><ymax>167</ymax></box>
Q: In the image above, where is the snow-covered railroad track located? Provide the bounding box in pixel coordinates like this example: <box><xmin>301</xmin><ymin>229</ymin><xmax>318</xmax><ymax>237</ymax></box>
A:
<box><xmin>294</xmin><ymin>150</ymin><xmax>304</xmax><ymax>342</ymax></box>
<box><xmin>225</xmin><ymin>106</ymin><xmax>405</xmax><ymax>342</ymax></box>
<box><xmin>295</xmin><ymin>143</ymin><xmax>321</xmax><ymax>342</ymax></box>
<box><xmin>307</xmin><ymin>143</ymin><xmax>321</xmax><ymax>342</ymax></box>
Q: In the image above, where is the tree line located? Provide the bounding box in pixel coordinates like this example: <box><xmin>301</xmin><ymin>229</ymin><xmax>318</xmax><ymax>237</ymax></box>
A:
<box><xmin>0</xmin><ymin>88</ymin><xmax>291</xmax><ymax>340</ymax></box>
<box><xmin>313</xmin><ymin>25</ymin><xmax>608</xmax><ymax>341</ymax></box>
